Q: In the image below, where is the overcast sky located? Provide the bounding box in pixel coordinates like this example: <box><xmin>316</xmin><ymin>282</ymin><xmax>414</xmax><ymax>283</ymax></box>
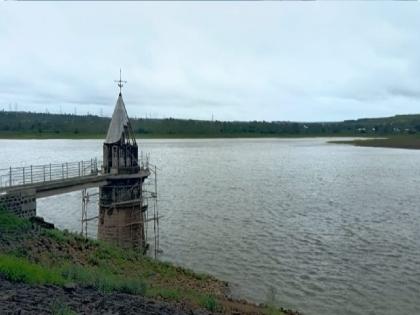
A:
<box><xmin>0</xmin><ymin>2</ymin><xmax>419</xmax><ymax>122</ymax></box>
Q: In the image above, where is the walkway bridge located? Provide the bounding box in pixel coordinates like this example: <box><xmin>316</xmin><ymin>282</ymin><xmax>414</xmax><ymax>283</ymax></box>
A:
<box><xmin>0</xmin><ymin>158</ymin><xmax>150</xmax><ymax>218</ymax></box>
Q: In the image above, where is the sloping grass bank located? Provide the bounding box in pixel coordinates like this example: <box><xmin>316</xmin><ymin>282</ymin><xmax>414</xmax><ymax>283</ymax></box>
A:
<box><xmin>0</xmin><ymin>209</ymin><xmax>296</xmax><ymax>315</ymax></box>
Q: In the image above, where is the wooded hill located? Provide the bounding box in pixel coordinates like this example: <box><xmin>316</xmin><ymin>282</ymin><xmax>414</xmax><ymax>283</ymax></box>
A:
<box><xmin>1</xmin><ymin>110</ymin><xmax>420</xmax><ymax>138</ymax></box>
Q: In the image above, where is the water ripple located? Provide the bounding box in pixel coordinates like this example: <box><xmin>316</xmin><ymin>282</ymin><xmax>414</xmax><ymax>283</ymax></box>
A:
<box><xmin>2</xmin><ymin>138</ymin><xmax>420</xmax><ymax>315</ymax></box>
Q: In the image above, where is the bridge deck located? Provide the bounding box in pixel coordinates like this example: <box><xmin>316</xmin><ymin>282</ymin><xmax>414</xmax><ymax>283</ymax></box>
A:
<box><xmin>0</xmin><ymin>159</ymin><xmax>150</xmax><ymax>198</ymax></box>
<box><xmin>1</xmin><ymin>174</ymin><xmax>108</xmax><ymax>198</ymax></box>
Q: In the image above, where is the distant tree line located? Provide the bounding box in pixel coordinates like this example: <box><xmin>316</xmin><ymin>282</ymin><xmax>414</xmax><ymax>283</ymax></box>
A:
<box><xmin>1</xmin><ymin>110</ymin><xmax>420</xmax><ymax>137</ymax></box>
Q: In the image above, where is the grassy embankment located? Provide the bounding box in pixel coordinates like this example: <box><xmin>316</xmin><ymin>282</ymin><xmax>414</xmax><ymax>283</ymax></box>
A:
<box><xmin>329</xmin><ymin>136</ymin><xmax>420</xmax><ymax>150</ymax></box>
<box><xmin>0</xmin><ymin>209</ymin><xmax>291</xmax><ymax>315</ymax></box>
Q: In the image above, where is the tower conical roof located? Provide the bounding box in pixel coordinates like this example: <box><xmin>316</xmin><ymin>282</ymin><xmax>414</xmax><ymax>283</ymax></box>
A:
<box><xmin>105</xmin><ymin>93</ymin><xmax>130</xmax><ymax>144</ymax></box>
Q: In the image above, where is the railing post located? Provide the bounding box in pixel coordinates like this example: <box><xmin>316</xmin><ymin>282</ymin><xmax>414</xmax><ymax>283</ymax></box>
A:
<box><xmin>23</xmin><ymin>167</ymin><xmax>25</xmax><ymax>185</ymax></box>
<box><xmin>9</xmin><ymin>167</ymin><xmax>12</xmax><ymax>186</ymax></box>
<box><xmin>30</xmin><ymin>165</ymin><xmax>33</xmax><ymax>183</ymax></box>
<box><xmin>43</xmin><ymin>165</ymin><xmax>46</xmax><ymax>182</ymax></box>
<box><xmin>62</xmin><ymin>164</ymin><xmax>64</xmax><ymax>179</ymax></box>
<box><xmin>78</xmin><ymin>162</ymin><xmax>81</xmax><ymax>177</ymax></box>
<box><xmin>49</xmin><ymin>164</ymin><xmax>52</xmax><ymax>181</ymax></box>
<box><xmin>90</xmin><ymin>159</ymin><xmax>93</xmax><ymax>174</ymax></box>
<box><xmin>82</xmin><ymin>161</ymin><xmax>84</xmax><ymax>176</ymax></box>
<box><xmin>66</xmin><ymin>162</ymin><xmax>68</xmax><ymax>178</ymax></box>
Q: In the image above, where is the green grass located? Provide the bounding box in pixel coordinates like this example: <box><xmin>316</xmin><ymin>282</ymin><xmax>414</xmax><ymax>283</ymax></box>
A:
<box><xmin>199</xmin><ymin>294</ymin><xmax>219</xmax><ymax>312</ymax></box>
<box><xmin>0</xmin><ymin>253</ymin><xmax>147</xmax><ymax>295</ymax></box>
<box><xmin>60</xmin><ymin>264</ymin><xmax>146</xmax><ymax>295</ymax></box>
<box><xmin>0</xmin><ymin>211</ymin><xmax>292</xmax><ymax>314</ymax></box>
<box><xmin>263</xmin><ymin>306</ymin><xmax>287</xmax><ymax>315</ymax></box>
<box><xmin>0</xmin><ymin>249</ymin><xmax>281</xmax><ymax>315</ymax></box>
<box><xmin>42</xmin><ymin>229</ymin><xmax>73</xmax><ymax>243</ymax></box>
<box><xmin>0</xmin><ymin>252</ymin><xmax>208</xmax><ymax>303</ymax></box>
<box><xmin>0</xmin><ymin>208</ymin><xmax>31</xmax><ymax>233</ymax></box>
<box><xmin>0</xmin><ymin>252</ymin><xmax>221</xmax><ymax>311</ymax></box>
<box><xmin>41</xmin><ymin>228</ymin><xmax>90</xmax><ymax>245</ymax></box>
<box><xmin>0</xmin><ymin>254</ymin><xmax>65</xmax><ymax>285</ymax></box>
<box><xmin>0</xmin><ymin>215</ymin><xmax>226</xmax><ymax>310</ymax></box>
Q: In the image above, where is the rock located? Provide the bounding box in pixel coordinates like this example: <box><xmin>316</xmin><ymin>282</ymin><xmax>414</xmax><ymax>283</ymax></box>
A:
<box><xmin>29</xmin><ymin>216</ymin><xmax>54</xmax><ymax>229</ymax></box>
<box><xmin>0</xmin><ymin>276</ymin><xmax>205</xmax><ymax>315</ymax></box>
<box><xmin>0</xmin><ymin>293</ymin><xmax>15</xmax><ymax>301</ymax></box>
<box><xmin>64</xmin><ymin>283</ymin><xmax>77</xmax><ymax>292</ymax></box>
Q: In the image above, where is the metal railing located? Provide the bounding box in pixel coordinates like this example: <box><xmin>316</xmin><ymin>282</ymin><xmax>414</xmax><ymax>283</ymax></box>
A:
<box><xmin>0</xmin><ymin>158</ymin><xmax>100</xmax><ymax>189</ymax></box>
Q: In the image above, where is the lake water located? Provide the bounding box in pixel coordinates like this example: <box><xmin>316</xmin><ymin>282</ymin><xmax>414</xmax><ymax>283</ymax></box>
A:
<box><xmin>1</xmin><ymin>138</ymin><xmax>420</xmax><ymax>315</ymax></box>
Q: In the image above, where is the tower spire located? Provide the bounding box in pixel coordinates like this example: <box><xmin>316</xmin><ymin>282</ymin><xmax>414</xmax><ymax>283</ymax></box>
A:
<box><xmin>114</xmin><ymin>68</ymin><xmax>127</xmax><ymax>94</ymax></box>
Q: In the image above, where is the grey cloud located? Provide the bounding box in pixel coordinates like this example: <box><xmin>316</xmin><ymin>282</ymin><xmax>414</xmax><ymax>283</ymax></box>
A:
<box><xmin>0</xmin><ymin>2</ymin><xmax>419</xmax><ymax>121</ymax></box>
<box><xmin>387</xmin><ymin>87</ymin><xmax>420</xmax><ymax>99</ymax></box>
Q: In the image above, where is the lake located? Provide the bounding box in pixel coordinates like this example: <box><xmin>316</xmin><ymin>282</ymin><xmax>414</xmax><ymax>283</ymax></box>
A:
<box><xmin>1</xmin><ymin>138</ymin><xmax>419</xmax><ymax>315</ymax></box>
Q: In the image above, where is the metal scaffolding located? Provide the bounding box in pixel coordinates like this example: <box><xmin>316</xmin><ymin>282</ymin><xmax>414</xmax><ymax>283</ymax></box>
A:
<box><xmin>81</xmin><ymin>163</ymin><xmax>160</xmax><ymax>257</ymax></box>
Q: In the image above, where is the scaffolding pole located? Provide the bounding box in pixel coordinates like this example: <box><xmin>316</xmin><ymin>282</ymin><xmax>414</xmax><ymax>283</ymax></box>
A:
<box><xmin>80</xmin><ymin>162</ymin><xmax>160</xmax><ymax>257</ymax></box>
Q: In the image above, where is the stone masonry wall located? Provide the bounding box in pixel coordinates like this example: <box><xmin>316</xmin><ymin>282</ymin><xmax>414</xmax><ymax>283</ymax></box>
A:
<box><xmin>98</xmin><ymin>205</ymin><xmax>145</xmax><ymax>250</ymax></box>
<box><xmin>0</xmin><ymin>189</ymin><xmax>36</xmax><ymax>218</ymax></box>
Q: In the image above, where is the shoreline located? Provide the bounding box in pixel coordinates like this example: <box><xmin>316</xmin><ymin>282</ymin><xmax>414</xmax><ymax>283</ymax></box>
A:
<box><xmin>0</xmin><ymin>210</ymin><xmax>301</xmax><ymax>315</ymax></box>
<box><xmin>329</xmin><ymin>137</ymin><xmax>420</xmax><ymax>150</ymax></box>
<box><xmin>3</xmin><ymin>133</ymin><xmax>420</xmax><ymax>151</ymax></box>
<box><xmin>0</xmin><ymin>133</ymin><xmax>385</xmax><ymax>140</ymax></box>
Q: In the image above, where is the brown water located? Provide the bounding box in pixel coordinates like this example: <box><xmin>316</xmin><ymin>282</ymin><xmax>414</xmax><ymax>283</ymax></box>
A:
<box><xmin>1</xmin><ymin>138</ymin><xmax>420</xmax><ymax>315</ymax></box>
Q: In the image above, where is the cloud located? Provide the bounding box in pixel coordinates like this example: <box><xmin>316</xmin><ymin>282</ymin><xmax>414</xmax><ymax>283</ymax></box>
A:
<box><xmin>0</xmin><ymin>2</ymin><xmax>419</xmax><ymax>121</ymax></box>
<box><xmin>387</xmin><ymin>87</ymin><xmax>420</xmax><ymax>100</ymax></box>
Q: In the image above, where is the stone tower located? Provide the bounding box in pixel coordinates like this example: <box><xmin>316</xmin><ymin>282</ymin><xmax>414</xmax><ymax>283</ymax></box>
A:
<box><xmin>98</xmin><ymin>90</ymin><xmax>149</xmax><ymax>250</ymax></box>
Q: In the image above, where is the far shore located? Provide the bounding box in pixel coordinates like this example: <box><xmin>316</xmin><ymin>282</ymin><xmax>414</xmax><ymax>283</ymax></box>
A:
<box><xmin>329</xmin><ymin>136</ymin><xmax>420</xmax><ymax>150</ymax></box>
<box><xmin>2</xmin><ymin>133</ymin><xmax>420</xmax><ymax>151</ymax></box>
<box><xmin>0</xmin><ymin>132</ymin><xmax>390</xmax><ymax>140</ymax></box>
